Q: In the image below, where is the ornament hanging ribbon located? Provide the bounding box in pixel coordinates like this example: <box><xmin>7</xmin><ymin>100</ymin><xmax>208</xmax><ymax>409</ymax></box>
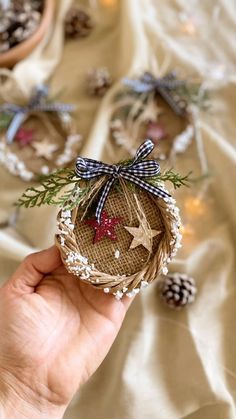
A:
<box><xmin>75</xmin><ymin>139</ymin><xmax>170</xmax><ymax>223</ymax></box>
<box><xmin>0</xmin><ymin>85</ymin><xmax>75</xmax><ymax>144</ymax></box>
<box><xmin>123</xmin><ymin>71</ymin><xmax>187</xmax><ymax>117</ymax></box>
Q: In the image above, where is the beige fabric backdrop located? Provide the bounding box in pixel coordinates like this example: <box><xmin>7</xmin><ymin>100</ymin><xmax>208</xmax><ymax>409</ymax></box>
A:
<box><xmin>0</xmin><ymin>0</ymin><xmax>236</xmax><ymax>418</ymax></box>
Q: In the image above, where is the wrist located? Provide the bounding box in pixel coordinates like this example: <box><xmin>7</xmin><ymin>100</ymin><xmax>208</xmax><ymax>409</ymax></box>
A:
<box><xmin>0</xmin><ymin>395</ymin><xmax>65</xmax><ymax>419</ymax></box>
<box><xmin>0</xmin><ymin>371</ymin><xmax>66</xmax><ymax>419</ymax></box>
<box><xmin>0</xmin><ymin>397</ymin><xmax>64</xmax><ymax>419</ymax></box>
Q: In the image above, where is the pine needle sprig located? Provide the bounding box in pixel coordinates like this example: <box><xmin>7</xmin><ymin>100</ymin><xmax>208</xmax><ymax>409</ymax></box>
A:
<box><xmin>16</xmin><ymin>169</ymin><xmax>79</xmax><ymax>208</ymax></box>
<box><xmin>60</xmin><ymin>185</ymin><xmax>92</xmax><ymax>211</ymax></box>
<box><xmin>175</xmin><ymin>83</ymin><xmax>210</xmax><ymax>110</ymax></box>
<box><xmin>37</xmin><ymin>168</ymin><xmax>76</xmax><ymax>183</ymax></box>
<box><xmin>147</xmin><ymin>169</ymin><xmax>192</xmax><ymax>189</ymax></box>
<box><xmin>0</xmin><ymin>113</ymin><xmax>13</xmax><ymax>130</ymax></box>
<box><xmin>16</xmin><ymin>166</ymin><xmax>192</xmax><ymax>209</ymax></box>
<box><xmin>51</xmin><ymin>187</ymin><xmax>77</xmax><ymax>208</ymax></box>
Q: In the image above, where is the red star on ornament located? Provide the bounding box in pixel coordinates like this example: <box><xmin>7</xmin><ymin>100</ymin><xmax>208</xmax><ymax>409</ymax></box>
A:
<box><xmin>145</xmin><ymin>121</ymin><xmax>167</xmax><ymax>143</ymax></box>
<box><xmin>84</xmin><ymin>211</ymin><xmax>123</xmax><ymax>243</ymax></box>
<box><xmin>15</xmin><ymin>128</ymin><xmax>35</xmax><ymax>147</ymax></box>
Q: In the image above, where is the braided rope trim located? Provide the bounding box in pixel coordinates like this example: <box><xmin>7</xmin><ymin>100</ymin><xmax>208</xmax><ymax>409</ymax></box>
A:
<box><xmin>55</xmin><ymin>193</ymin><xmax>182</xmax><ymax>300</ymax></box>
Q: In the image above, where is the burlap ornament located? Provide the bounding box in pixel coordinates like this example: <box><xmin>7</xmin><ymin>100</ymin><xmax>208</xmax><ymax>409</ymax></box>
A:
<box><xmin>108</xmin><ymin>71</ymin><xmax>208</xmax><ymax>165</ymax></box>
<box><xmin>109</xmin><ymin>94</ymin><xmax>194</xmax><ymax>165</ymax></box>
<box><xmin>55</xmin><ymin>177</ymin><xmax>182</xmax><ymax>300</ymax></box>
<box><xmin>0</xmin><ymin>112</ymin><xmax>81</xmax><ymax>181</ymax></box>
<box><xmin>15</xmin><ymin>138</ymin><xmax>184</xmax><ymax>299</ymax></box>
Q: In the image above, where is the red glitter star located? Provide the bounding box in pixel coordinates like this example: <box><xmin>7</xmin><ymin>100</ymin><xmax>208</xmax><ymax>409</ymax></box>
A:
<box><xmin>15</xmin><ymin>128</ymin><xmax>35</xmax><ymax>147</ymax></box>
<box><xmin>145</xmin><ymin>121</ymin><xmax>167</xmax><ymax>143</ymax></box>
<box><xmin>84</xmin><ymin>211</ymin><xmax>122</xmax><ymax>243</ymax></box>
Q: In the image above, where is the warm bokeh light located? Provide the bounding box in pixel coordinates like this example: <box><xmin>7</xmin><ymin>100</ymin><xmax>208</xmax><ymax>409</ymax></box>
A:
<box><xmin>100</xmin><ymin>0</ymin><xmax>118</xmax><ymax>7</ymax></box>
<box><xmin>180</xmin><ymin>224</ymin><xmax>195</xmax><ymax>238</ymax></box>
<box><xmin>184</xmin><ymin>196</ymin><xmax>207</xmax><ymax>217</ymax></box>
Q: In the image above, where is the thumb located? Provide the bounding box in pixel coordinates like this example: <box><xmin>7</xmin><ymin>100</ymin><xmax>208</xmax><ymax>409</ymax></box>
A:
<box><xmin>4</xmin><ymin>246</ymin><xmax>62</xmax><ymax>294</ymax></box>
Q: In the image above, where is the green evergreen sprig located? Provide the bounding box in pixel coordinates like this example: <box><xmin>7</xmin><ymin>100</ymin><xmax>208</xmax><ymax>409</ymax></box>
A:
<box><xmin>16</xmin><ymin>168</ymin><xmax>78</xmax><ymax>208</ymax></box>
<box><xmin>148</xmin><ymin>169</ymin><xmax>192</xmax><ymax>189</ymax></box>
<box><xmin>0</xmin><ymin>113</ymin><xmax>13</xmax><ymax>130</ymax></box>
<box><xmin>16</xmin><ymin>167</ymin><xmax>191</xmax><ymax>209</ymax></box>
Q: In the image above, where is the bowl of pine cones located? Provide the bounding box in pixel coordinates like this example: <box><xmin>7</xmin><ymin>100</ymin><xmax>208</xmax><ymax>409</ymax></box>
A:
<box><xmin>0</xmin><ymin>0</ymin><xmax>54</xmax><ymax>68</ymax></box>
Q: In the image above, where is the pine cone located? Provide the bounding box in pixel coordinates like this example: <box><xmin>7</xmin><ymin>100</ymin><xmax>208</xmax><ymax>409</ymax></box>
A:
<box><xmin>159</xmin><ymin>273</ymin><xmax>197</xmax><ymax>309</ymax></box>
<box><xmin>87</xmin><ymin>67</ymin><xmax>112</xmax><ymax>97</ymax></box>
<box><xmin>0</xmin><ymin>0</ymin><xmax>42</xmax><ymax>51</ymax></box>
<box><xmin>65</xmin><ymin>7</ymin><xmax>93</xmax><ymax>38</ymax></box>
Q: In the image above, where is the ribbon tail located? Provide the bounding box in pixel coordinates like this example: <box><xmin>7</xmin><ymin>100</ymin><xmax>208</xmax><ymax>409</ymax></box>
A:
<box><xmin>6</xmin><ymin>112</ymin><xmax>27</xmax><ymax>144</ymax></box>
<box><xmin>95</xmin><ymin>177</ymin><xmax>116</xmax><ymax>223</ymax></box>
<box><xmin>122</xmin><ymin>173</ymin><xmax>171</xmax><ymax>200</ymax></box>
<box><xmin>35</xmin><ymin>104</ymin><xmax>75</xmax><ymax>113</ymax></box>
<box><xmin>157</xmin><ymin>86</ymin><xmax>185</xmax><ymax>117</ymax></box>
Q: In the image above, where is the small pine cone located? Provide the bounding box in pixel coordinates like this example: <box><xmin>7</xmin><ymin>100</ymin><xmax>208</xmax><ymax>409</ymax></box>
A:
<box><xmin>159</xmin><ymin>273</ymin><xmax>197</xmax><ymax>309</ymax></box>
<box><xmin>87</xmin><ymin>67</ymin><xmax>112</xmax><ymax>97</ymax></box>
<box><xmin>65</xmin><ymin>7</ymin><xmax>93</xmax><ymax>38</ymax></box>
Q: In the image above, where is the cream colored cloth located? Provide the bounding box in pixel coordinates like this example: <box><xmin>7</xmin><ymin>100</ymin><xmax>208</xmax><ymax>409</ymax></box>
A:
<box><xmin>0</xmin><ymin>0</ymin><xmax>236</xmax><ymax>418</ymax></box>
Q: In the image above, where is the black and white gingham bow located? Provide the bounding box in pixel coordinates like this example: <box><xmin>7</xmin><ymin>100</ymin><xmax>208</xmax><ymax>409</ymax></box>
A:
<box><xmin>0</xmin><ymin>85</ymin><xmax>75</xmax><ymax>144</ymax></box>
<box><xmin>75</xmin><ymin>139</ymin><xmax>170</xmax><ymax>223</ymax></box>
<box><xmin>123</xmin><ymin>71</ymin><xmax>187</xmax><ymax>117</ymax></box>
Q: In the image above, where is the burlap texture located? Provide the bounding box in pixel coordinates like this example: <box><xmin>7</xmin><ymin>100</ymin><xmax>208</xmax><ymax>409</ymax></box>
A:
<box><xmin>74</xmin><ymin>188</ymin><xmax>164</xmax><ymax>276</ymax></box>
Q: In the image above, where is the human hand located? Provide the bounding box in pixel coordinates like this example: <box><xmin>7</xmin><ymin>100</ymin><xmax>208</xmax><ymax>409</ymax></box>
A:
<box><xmin>0</xmin><ymin>246</ymin><xmax>133</xmax><ymax>419</ymax></box>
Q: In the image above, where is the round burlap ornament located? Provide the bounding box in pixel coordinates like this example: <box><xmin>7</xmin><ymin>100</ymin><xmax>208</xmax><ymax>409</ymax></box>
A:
<box><xmin>0</xmin><ymin>112</ymin><xmax>81</xmax><ymax>181</ymax></box>
<box><xmin>55</xmin><ymin>179</ymin><xmax>182</xmax><ymax>300</ymax></box>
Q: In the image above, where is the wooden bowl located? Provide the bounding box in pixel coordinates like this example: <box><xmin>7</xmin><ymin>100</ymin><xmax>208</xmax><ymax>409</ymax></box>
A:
<box><xmin>0</xmin><ymin>0</ymin><xmax>54</xmax><ymax>69</ymax></box>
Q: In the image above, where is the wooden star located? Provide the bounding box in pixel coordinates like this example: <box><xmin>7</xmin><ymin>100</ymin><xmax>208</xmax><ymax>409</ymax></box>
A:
<box><xmin>139</xmin><ymin>101</ymin><xmax>163</xmax><ymax>123</ymax></box>
<box><xmin>124</xmin><ymin>222</ymin><xmax>162</xmax><ymax>252</ymax></box>
<box><xmin>84</xmin><ymin>211</ymin><xmax>123</xmax><ymax>243</ymax></box>
<box><xmin>31</xmin><ymin>138</ymin><xmax>59</xmax><ymax>160</ymax></box>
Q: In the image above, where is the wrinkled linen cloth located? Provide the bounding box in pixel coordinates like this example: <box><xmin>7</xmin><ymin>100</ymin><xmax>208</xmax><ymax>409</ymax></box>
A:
<box><xmin>0</xmin><ymin>0</ymin><xmax>236</xmax><ymax>418</ymax></box>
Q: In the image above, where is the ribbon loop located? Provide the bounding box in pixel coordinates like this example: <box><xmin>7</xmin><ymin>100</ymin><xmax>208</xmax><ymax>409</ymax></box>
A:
<box><xmin>124</xmin><ymin>160</ymin><xmax>160</xmax><ymax>177</ymax></box>
<box><xmin>75</xmin><ymin>139</ymin><xmax>170</xmax><ymax>223</ymax></box>
<box><xmin>123</xmin><ymin>72</ymin><xmax>187</xmax><ymax>117</ymax></box>
<box><xmin>133</xmin><ymin>138</ymin><xmax>154</xmax><ymax>162</ymax></box>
